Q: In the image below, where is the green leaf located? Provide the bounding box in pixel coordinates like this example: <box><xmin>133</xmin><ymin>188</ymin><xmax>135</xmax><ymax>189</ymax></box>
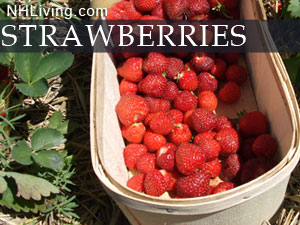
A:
<box><xmin>32</xmin><ymin>150</ymin><xmax>64</xmax><ymax>171</ymax></box>
<box><xmin>31</xmin><ymin>128</ymin><xmax>65</xmax><ymax>151</ymax></box>
<box><xmin>0</xmin><ymin>8</ymin><xmax>12</xmax><ymax>20</ymax></box>
<box><xmin>12</xmin><ymin>140</ymin><xmax>33</xmax><ymax>165</ymax></box>
<box><xmin>15</xmin><ymin>78</ymin><xmax>49</xmax><ymax>97</ymax></box>
<box><xmin>0</xmin><ymin>52</ymin><xmax>11</xmax><ymax>66</ymax></box>
<box><xmin>49</xmin><ymin>112</ymin><xmax>63</xmax><ymax>129</ymax></box>
<box><xmin>283</xmin><ymin>56</ymin><xmax>300</xmax><ymax>83</ymax></box>
<box><xmin>15</xmin><ymin>52</ymin><xmax>41</xmax><ymax>83</ymax></box>
<box><xmin>31</xmin><ymin>52</ymin><xmax>74</xmax><ymax>82</ymax></box>
<box><xmin>0</xmin><ymin>0</ymin><xmax>14</xmax><ymax>5</ymax></box>
<box><xmin>288</xmin><ymin>0</ymin><xmax>300</xmax><ymax>18</ymax></box>
<box><xmin>57</xmin><ymin>121</ymin><xmax>70</xmax><ymax>135</ymax></box>
<box><xmin>0</xmin><ymin>177</ymin><xmax>7</xmax><ymax>193</ymax></box>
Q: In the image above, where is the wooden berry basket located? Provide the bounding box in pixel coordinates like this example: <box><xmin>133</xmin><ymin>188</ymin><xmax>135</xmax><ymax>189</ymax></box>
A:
<box><xmin>90</xmin><ymin>0</ymin><xmax>300</xmax><ymax>224</ymax></box>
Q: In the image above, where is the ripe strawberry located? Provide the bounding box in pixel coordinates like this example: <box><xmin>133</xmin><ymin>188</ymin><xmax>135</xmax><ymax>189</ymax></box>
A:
<box><xmin>198</xmin><ymin>72</ymin><xmax>218</xmax><ymax>92</ymax></box>
<box><xmin>156</xmin><ymin>143</ymin><xmax>176</xmax><ymax>171</ymax></box>
<box><xmin>143</xmin><ymin>130</ymin><xmax>167</xmax><ymax>152</ymax></box>
<box><xmin>117</xmin><ymin>57</ymin><xmax>144</xmax><ymax>83</ymax></box>
<box><xmin>127</xmin><ymin>174</ymin><xmax>145</xmax><ymax>192</ymax></box>
<box><xmin>220</xmin><ymin>153</ymin><xmax>243</xmax><ymax>181</ymax></box>
<box><xmin>175</xmin><ymin>143</ymin><xmax>206</xmax><ymax>175</ymax></box>
<box><xmin>151</xmin><ymin>0</ymin><xmax>167</xmax><ymax>18</ymax></box>
<box><xmin>135</xmin><ymin>0</ymin><xmax>157</xmax><ymax>11</ymax></box>
<box><xmin>239</xmin><ymin>111</ymin><xmax>268</xmax><ymax>137</ymax></box>
<box><xmin>119</xmin><ymin>79</ymin><xmax>138</xmax><ymax>95</ymax></box>
<box><xmin>140</xmin><ymin>15</ymin><xmax>163</xmax><ymax>20</ymax></box>
<box><xmin>126</xmin><ymin>0</ymin><xmax>143</xmax><ymax>19</ymax></box>
<box><xmin>207</xmin><ymin>0</ymin><xmax>219</xmax><ymax>8</ymax></box>
<box><xmin>166</xmin><ymin>58</ymin><xmax>184</xmax><ymax>80</ymax></box>
<box><xmin>183</xmin><ymin>110</ymin><xmax>194</xmax><ymax>127</ymax></box>
<box><xmin>140</xmin><ymin>74</ymin><xmax>167</xmax><ymax>97</ymax></box>
<box><xmin>191</xmin><ymin>53</ymin><xmax>215</xmax><ymax>72</ymax></box>
<box><xmin>218</xmin><ymin>53</ymin><xmax>240</xmax><ymax>65</ymax></box>
<box><xmin>198</xmin><ymin>91</ymin><xmax>218</xmax><ymax>111</ymax></box>
<box><xmin>194</xmin><ymin>131</ymin><xmax>216</xmax><ymax>144</ymax></box>
<box><xmin>225</xmin><ymin>65</ymin><xmax>248</xmax><ymax>86</ymax></box>
<box><xmin>123</xmin><ymin>144</ymin><xmax>148</xmax><ymax>170</ymax></box>
<box><xmin>174</xmin><ymin>91</ymin><xmax>198</xmax><ymax>112</ymax></box>
<box><xmin>169</xmin><ymin>109</ymin><xmax>184</xmax><ymax>124</ymax></box>
<box><xmin>163</xmin><ymin>0</ymin><xmax>189</xmax><ymax>20</ymax></box>
<box><xmin>162</xmin><ymin>81</ymin><xmax>179</xmax><ymax>101</ymax></box>
<box><xmin>167</xmin><ymin>170</ymin><xmax>180</xmax><ymax>191</ymax></box>
<box><xmin>149</xmin><ymin>112</ymin><xmax>174</xmax><ymax>135</ymax></box>
<box><xmin>190</xmin><ymin>108</ymin><xmax>217</xmax><ymax>133</ymax></box>
<box><xmin>144</xmin><ymin>113</ymin><xmax>156</xmax><ymax>126</ymax></box>
<box><xmin>219</xmin><ymin>0</ymin><xmax>238</xmax><ymax>9</ymax></box>
<box><xmin>116</xmin><ymin>94</ymin><xmax>149</xmax><ymax>127</ymax></box>
<box><xmin>200</xmin><ymin>158</ymin><xmax>222</xmax><ymax>178</ymax></box>
<box><xmin>184</xmin><ymin>62</ymin><xmax>197</xmax><ymax>73</ymax></box>
<box><xmin>145</xmin><ymin>97</ymin><xmax>171</xmax><ymax>113</ymax></box>
<box><xmin>136</xmin><ymin>153</ymin><xmax>157</xmax><ymax>174</ymax></box>
<box><xmin>178</xmin><ymin>70</ymin><xmax>198</xmax><ymax>91</ymax></box>
<box><xmin>211</xmin><ymin>58</ymin><xmax>227</xmax><ymax>80</ymax></box>
<box><xmin>121</xmin><ymin>123</ymin><xmax>146</xmax><ymax>143</ymax></box>
<box><xmin>107</xmin><ymin>0</ymin><xmax>129</xmax><ymax>20</ymax></box>
<box><xmin>195</xmin><ymin>137</ymin><xmax>221</xmax><ymax>161</ymax></box>
<box><xmin>219</xmin><ymin>81</ymin><xmax>241</xmax><ymax>103</ymax></box>
<box><xmin>252</xmin><ymin>134</ymin><xmax>277</xmax><ymax>159</ymax></box>
<box><xmin>186</xmin><ymin>0</ymin><xmax>211</xmax><ymax>18</ymax></box>
<box><xmin>212</xmin><ymin>182</ymin><xmax>235</xmax><ymax>194</ymax></box>
<box><xmin>169</xmin><ymin>124</ymin><xmax>192</xmax><ymax>146</ymax></box>
<box><xmin>239</xmin><ymin>137</ymin><xmax>256</xmax><ymax>160</ymax></box>
<box><xmin>143</xmin><ymin>52</ymin><xmax>168</xmax><ymax>74</ymax></box>
<box><xmin>176</xmin><ymin>170</ymin><xmax>210</xmax><ymax>197</ymax></box>
<box><xmin>214</xmin><ymin>116</ymin><xmax>235</xmax><ymax>132</ymax></box>
<box><xmin>216</xmin><ymin>128</ymin><xmax>239</xmax><ymax>155</ymax></box>
<box><xmin>144</xmin><ymin>169</ymin><xmax>169</xmax><ymax>196</ymax></box>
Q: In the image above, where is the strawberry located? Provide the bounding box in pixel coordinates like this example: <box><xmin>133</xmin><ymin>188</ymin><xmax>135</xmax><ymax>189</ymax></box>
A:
<box><xmin>143</xmin><ymin>130</ymin><xmax>167</xmax><ymax>152</ymax></box>
<box><xmin>144</xmin><ymin>113</ymin><xmax>156</xmax><ymax>126</ymax></box>
<box><xmin>106</xmin><ymin>0</ymin><xmax>129</xmax><ymax>20</ymax></box>
<box><xmin>239</xmin><ymin>111</ymin><xmax>268</xmax><ymax>137</ymax></box>
<box><xmin>190</xmin><ymin>108</ymin><xmax>217</xmax><ymax>133</ymax></box>
<box><xmin>143</xmin><ymin>52</ymin><xmax>168</xmax><ymax>74</ymax></box>
<box><xmin>178</xmin><ymin>70</ymin><xmax>198</xmax><ymax>91</ymax></box>
<box><xmin>140</xmin><ymin>74</ymin><xmax>167</xmax><ymax>98</ymax></box>
<box><xmin>183</xmin><ymin>110</ymin><xmax>194</xmax><ymax>127</ymax></box>
<box><xmin>184</xmin><ymin>62</ymin><xmax>197</xmax><ymax>73</ymax></box>
<box><xmin>200</xmin><ymin>158</ymin><xmax>222</xmax><ymax>178</ymax></box>
<box><xmin>126</xmin><ymin>0</ymin><xmax>143</xmax><ymax>19</ymax></box>
<box><xmin>169</xmin><ymin>124</ymin><xmax>192</xmax><ymax>146</ymax></box>
<box><xmin>149</xmin><ymin>112</ymin><xmax>174</xmax><ymax>135</ymax></box>
<box><xmin>123</xmin><ymin>144</ymin><xmax>148</xmax><ymax>170</ymax></box>
<box><xmin>162</xmin><ymin>81</ymin><xmax>179</xmax><ymax>101</ymax></box>
<box><xmin>121</xmin><ymin>123</ymin><xmax>146</xmax><ymax>143</ymax></box>
<box><xmin>210</xmin><ymin>58</ymin><xmax>227</xmax><ymax>80</ymax></box>
<box><xmin>198</xmin><ymin>91</ymin><xmax>218</xmax><ymax>111</ymax></box>
<box><xmin>151</xmin><ymin>0</ymin><xmax>167</xmax><ymax>18</ymax></box>
<box><xmin>219</xmin><ymin>0</ymin><xmax>238</xmax><ymax>9</ymax></box>
<box><xmin>212</xmin><ymin>182</ymin><xmax>235</xmax><ymax>194</ymax></box>
<box><xmin>127</xmin><ymin>174</ymin><xmax>145</xmax><ymax>192</ymax></box>
<box><xmin>218</xmin><ymin>53</ymin><xmax>240</xmax><ymax>65</ymax></box>
<box><xmin>135</xmin><ymin>0</ymin><xmax>157</xmax><ymax>11</ymax></box>
<box><xmin>219</xmin><ymin>81</ymin><xmax>241</xmax><ymax>103</ymax></box>
<box><xmin>174</xmin><ymin>91</ymin><xmax>198</xmax><ymax>112</ymax></box>
<box><xmin>169</xmin><ymin>109</ymin><xmax>184</xmax><ymax>124</ymax></box>
<box><xmin>214</xmin><ymin>116</ymin><xmax>235</xmax><ymax>132</ymax></box>
<box><xmin>176</xmin><ymin>170</ymin><xmax>210</xmax><ymax>197</ymax></box>
<box><xmin>225</xmin><ymin>64</ymin><xmax>248</xmax><ymax>86</ymax></box>
<box><xmin>252</xmin><ymin>134</ymin><xmax>277</xmax><ymax>159</ymax></box>
<box><xmin>198</xmin><ymin>72</ymin><xmax>218</xmax><ymax>92</ymax></box>
<box><xmin>175</xmin><ymin>143</ymin><xmax>206</xmax><ymax>175</ymax></box>
<box><xmin>166</xmin><ymin>58</ymin><xmax>184</xmax><ymax>80</ymax></box>
<box><xmin>163</xmin><ymin>0</ymin><xmax>189</xmax><ymax>20</ymax></box>
<box><xmin>239</xmin><ymin>137</ymin><xmax>256</xmax><ymax>160</ymax></box>
<box><xmin>144</xmin><ymin>169</ymin><xmax>169</xmax><ymax>196</ymax></box>
<box><xmin>194</xmin><ymin>131</ymin><xmax>216</xmax><ymax>144</ymax></box>
<box><xmin>136</xmin><ymin>153</ymin><xmax>157</xmax><ymax>174</ymax></box>
<box><xmin>116</xmin><ymin>94</ymin><xmax>149</xmax><ymax>127</ymax></box>
<box><xmin>167</xmin><ymin>170</ymin><xmax>180</xmax><ymax>191</ymax></box>
<box><xmin>119</xmin><ymin>79</ymin><xmax>138</xmax><ymax>95</ymax></box>
<box><xmin>220</xmin><ymin>153</ymin><xmax>243</xmax><ymax>181</ymax></box>
<box><xmin>191</xmin><ymin>53</ymin><xmax>215</xmax><ymax>72</ymax></box>
<box><xmin>207</xmin><ymin>0</ymin><xmax>219</xmax><ymax>8</ymax></box>
<box><xmin>186</xmin><ymin>0</ymin><xmax>211</xmax><ymax>18</ymax></box>
<box><xmin>117</xmin><ymin>57</ymin><xmax>144</xmax><ymax>83</ymax></box>
<box><xmin>145</xmin><ymin>97</ymin><xmax>171</xmax><ymax>113</ymax></box>
<box><xmin>195</xmin><ymin>137</ymin><xmax>221</xmax><ymax>161</ymax></box>
<box><xmin>156</xmin><ymin>143</ymin><xmax>176</xmax><ymax>171</ymax></box>
<box><xmin>216</xmin><ymin>128</ymin><xmax>239</xmax><ymax>155</ymax></box>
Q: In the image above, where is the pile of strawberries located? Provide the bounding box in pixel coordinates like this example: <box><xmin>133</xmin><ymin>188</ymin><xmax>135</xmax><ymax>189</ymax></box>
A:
<box><xmin>110</xmin><ymin>0</ymin><xmax>278</xmax><ymax>198</ymax></box>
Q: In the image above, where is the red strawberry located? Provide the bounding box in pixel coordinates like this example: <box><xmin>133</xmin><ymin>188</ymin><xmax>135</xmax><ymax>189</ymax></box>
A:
<box><xmin>121</xmin><ymin>123</ymin><xmax>146</xmax><ymax>143</ymax></box>
<box><xmin>123</xmin><ymin>144</ymin><xmax>148</xmax><ymax>170</ymax></box>
<box><xmin>198</xmin><ymin>72</ymin><xmax>218</xmax><ymax>92</ymax></box>
<box><xmin>194</xmin><ymin>131</ymin><xmax>216</xmax><ymax>144</ymax></box>
<box><xmin>116</xmin><ymin>94</ymin><xmax>149</xmax><ymax>127</ymax></box>
<box><xmin>107</xmin><ymin>0</ymin><xmax>129</xmax><ymax>20</ymax></box>
<box><xmin>140</xmin><ymin>15</ymin><xmax>162</xmax><ymax>20</ymax></box>
<box><xmin>169</xmin><ymin>124</ymin><xmax>192</xmax><ymax>146</ymax></box>
<box><xmin>127</xmin><ymin>174</ymin><xmax>145</xmax><ymax>192</ymax></box>
<box><xmin>184</xmin><ymin>62</ymin><xmax>197</xmax><ymax>73</ymax></box>
<box><xmin>140</xmin><ymin>74</ymin><xmax>167</xmax><ymax>97</ymax></box>
<box><xmin>143</xmin><ymin>130</ymin><xmax>167</xmax><ymax>152</ymax></box>
<box><xmin>225</xmin><ymin>65</ymin><xmax>248</xmax><ymax>86</ymax></box>
<box><xmin>200</xmin><ymin>158</ymin><xmax>222</xmax><ymax>178</ymax></box>
<box><xmin>117</xmin><ymin>57</ymin><xmax>144</xmax><ymax>83</ymax></box>
<box><xmin>151</xmin><ymin>0</ymin><xmax>167</xmax><ymax>18</ymax></box>
<box><xmin>239</xmin><ymin>137</ymin><xmax>256</xmax><ymax>160</ymax></box>
<box><xmin>169</xmin><ymin>109</ymin><xmax>184</xmax><ymax>124</ymax></box>
<box><xmin>176</xmin><ymin>170</ymin><xmax>210</xmax><ymax>197</ymax></box>
<box><xmin>252</xmin><ymin>134</ymin><xmax>277</xmax><ymax>159</ymax></box>
<box><xmin>119</xmin><ymin>79</ymin><xmax>138</xmax><ymax>95</ymax></box>
<box><xmin>149</xmin><ymin>112</ymin><xmax>174</xmax><ymax>135</ymax></box>
<box><xmin>212</xmin><ymin>182</ymin><xmax>235</xmax><ymax>194</ymax></box>
<box><xmin>144</xmin><ymin>169</ymin><xmax>169</xmax><ymax>196</ymax></box>
<box><xmin>143</xmin><ymin>53</ymin><xmax>168</xmax><ymax>74</ymax></box>
<box><xmin>191</xmin><ymin>53</ymin><xmax>215</xmax><ymax>72</ymax></box>
<box><xmin>186</xmin><ymin>0</ymin><xmax>211</xmax><ymax>18</ymax></box>
<box><xmin>174</xmin><ymin>91</ymin><xmax>198</xmax><ymax>112</ymax></box>
<box><xmin>156</xmin><ymin>143</ymin><xmax>176</xmax><ymax>171</ymax></box>
<box><xmin>135</xmin><ymin>0</ymin><xmax>157</xmax><ymax>11</ymax></box>
<box><xmin>219</xmin><ymin>81</ymin><xmax>241</xmax><ymax>103</ymax></box>
<box><xmin>218</xmin><ymin>52</ymin><xmax>240</xmax><ymax>64</ymax></box>
<box><xmin>216</xmin><ymin>128</ymin><xmax>239</xmax><ymax>155</ymax></box>
<box><xmin>144</xmin><ymin>113</ymin><xmax>156</xmax><ymax>126</ymax></box>
<box><xmin>239</xmin><ymin>111</ymin><xmax>268</xmax><ymax>137</ymax></box>
<box><xmin>166</xmin><ymin>58</ymin><xmax>184</xmax><ymax>80</ymax></box>
<box><xmin>219</xmin><ymin>0</ymin><xmax>238</xmax><ymax>9</ymax></box>
<box><xmin>210</xmin><ymin>58</ymin><xmax>227</xmax><ymax>80</ymax></box>
<box><xmin>190</xmin><ymin>108</ymin><xmax>217</xmax><ymax>133</ymax></box>
<box><xmin>175</xmin><ymin>143</ymin><xmax>206</xmax><ymax>175</ymax></box>
<box><xmin>207</xmin><ymin>0</ymin><xmax>219</xmax><ymax>8</ymax></box>
<box><xmin>136</xmin><ymin>153</ymin><xmax>157</xmax><ymax>174</ymax></box>
<box><xmin>220</xmin><ymin>153</ymin><xmax>243</xmax><ymax>181</ymax></box>
<box><xmin>162</xmin><ymin>81</ymin><xmax>179</xmax><ymax>101</ymax></box>
<box><xmin>215</xmin><ymin>116</ymin><xmax>234</xmax><ymax>132</ymax></box>
<box><xmin>178</xmin><ymin>71</ymin><xmax>198</xmax><ymax>91</ymax></box>
<box><xmin>126</xmin><ymin>0</ymin><xmax>143</xmax><ymax>19</ymax></box>
<box><xmin>195</xmin><ymin>137</ymin><xmax>221</xmax><ymax>161</ymax></box>
<box><xmin>145</xmin><ymin>97</ymin><xmax>171</xmax><ymax>113</ymax></box>
<box><xmin>167</xmin><ymin>170</ymin><xmax>180</xmax><ymax>191</ymax></box>
<box><xmin>163</xmin><ymin>0</ymin><xmax>189</xmax><ymax>20</ymax></box>
<box><xmin>198</xmin><ymin>91</ymin><xmax>218</xmax><ymax>111</ymax></box>
<box><xmin>183</xmin><ymin>110</ymin><xmax>194</xmax><ymax>127</ymax></box>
